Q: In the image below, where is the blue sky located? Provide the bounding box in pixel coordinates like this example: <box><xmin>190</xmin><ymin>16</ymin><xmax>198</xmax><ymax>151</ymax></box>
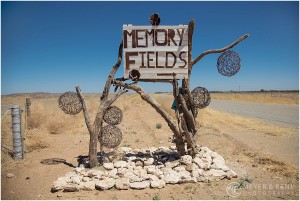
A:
<box><xmin>1</xmin><ymin>1</ymin><xmax>299</xmax><ymax>94</ymax></box>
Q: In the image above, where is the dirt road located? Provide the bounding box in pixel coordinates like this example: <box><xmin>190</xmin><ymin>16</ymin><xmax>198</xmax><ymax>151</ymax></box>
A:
<box><xmin>209</xmin><ymin>100</ymin><xmax>299</xmax><ymax>128</ymax></box>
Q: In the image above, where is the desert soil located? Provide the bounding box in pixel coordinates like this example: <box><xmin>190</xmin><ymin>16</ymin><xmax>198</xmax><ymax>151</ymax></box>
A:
<box><xmin>1</xmin><ymin>94</ymin><xmax>299</xmax><ymax>200</ymax></box>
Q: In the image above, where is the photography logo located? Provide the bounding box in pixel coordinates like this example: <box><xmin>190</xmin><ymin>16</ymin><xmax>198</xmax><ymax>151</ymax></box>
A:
<box><xmin>226</xmin><ymin>182</ymin><xmax>241</xmax><ymax>198</ymax></box>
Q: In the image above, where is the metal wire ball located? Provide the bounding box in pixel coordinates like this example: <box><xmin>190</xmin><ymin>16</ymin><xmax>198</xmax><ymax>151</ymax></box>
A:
<box><xmin>58</xmin><ymin>92</ymin><xmax>82</xmax><ymax>115</ymax></box>
<box><xmin>99</xmin><ymin>125</ymin><xmax>123</xmax><ymax>148</ymax></box>
<box><xmin>217</xmin><ymin>50</ymin><xmax>241</xmax><ymax>77</ymax></box>
<box><xmin>191</xmin><ymin>87</ymin><xmax>211</xmax><ymax>109</ymax></box>
<box><xmin>104</xmin><ymin>106</ymin><xmax>123</xmax><ymax>125</ymax></box>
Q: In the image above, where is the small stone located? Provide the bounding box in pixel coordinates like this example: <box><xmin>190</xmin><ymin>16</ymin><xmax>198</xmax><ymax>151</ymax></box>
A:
<box><xmin>63</xmin><ymin>183</ymin><xmax>80</xmax><ymax>192</ymax></box>
<box><xmin>81</xmin><ymin>181</ymin><xmax>95</xmax><ymax>191</ymax></box>
<box><xmin>57</xmin><ymin>194</ymin><xmax>63</xmax><ymax>198</ymax></box>
<box><xmin>135</xmin><ymin>160</ymin><xmax>144</xmax><ymax>167</ymax></box>
<box><xmin>130</xmin><ymin>181</ymin><xmax>150</xmax><ymax>189</ymax></box>
<box><xmin>180</xmin><ymin>155</ymin><xmax>192</xmax><ymax>165</ymax></box>
<box><xmin>203</xmin><ymin>169</ymin><xmax>227</xmax><ymax>181</ymax></box>
<box><xmin>103</xmin><ymin>163</ymin><xmax>114</xmax><ymax>170</ymax></box>
<box><xmin>146</xmin><ymin>165</ymin><xmax>156</xmax><ymax>174</ymax></box>
<box><xmin>211</xmin><ymin>163</ymin><xmax>230</xmax><ymax>172</ymax></box>
<box><xmin>108</xmin><ymin>168</ymin><xmax>118</xmax><ymax>178</ymax></box>
<box><xmin>82</xmin><ymin>177</ymin><xmax>91</xmax><ymax>182</ymax></box>
<box><xmin>226</xmin><ymin>169</ymin><xmax>238</xmax><ymax>180</ymax></box>
<box><xmin>52</xmin><ymin>177</ymin><xmax>67</xmax><ymax>192</ymax></box>
<box><xmin>165</xmin><ymin>161</ymin><xmax>180</xmax><ymax>168</ymax></box>
<box><xmin>150</xmin><ymin>179</ymin><xmax>166</xmax><ymax>189</ymax></box>
<box><xmin>174</xmin><ymin>166</ymin><xmax>186</xmax><ymax>172</ymax></box>
<box><xmin>74</xmin><ymin>166</ymin><xmax>85</xmax><ymax>174</ymax></box>
<box><xmin>95</xmin><ymin>178</ymin><xmax>115</xmax><ymax>190</ymax></box>
<box><xmin>118</xmin><ymin>147</ymin><xmax>132</xmax><ymax>154</ymax></box>
<box><xmin>117</xmin><ymin>168</ymin><xmax>128</xmax><ymax>177</ymax></box>
<box><xmin>144</xmin><ymin>158</ymin><xmax>154</xmax><ymax>166</ymax></box>
<box><xmin>212</xmin><ymin>155</ymin><xmax>225</xmax><ymax>165</ymax></box>
<box><xmin>6</xmin><ymin>173</ymin><xmax>14</xmax><ymax>178</ymax></box>
<box><xmin>114</xmin><ymin>161</ymin><xmax>128</xmax><ymax>168</ymax></box>
<box><xmin>115</xmin><ymin>178</ymin><xmax>130</xmax><ymax>190</ymax></box>
<box><xmin>185</xmin><ymin>163</ymin><xmax>198</xmax><ymax>172</ymax></box>
<box><xmin>178</xmin><ymin>170</ymin><xmax>191</xmax><ymax>179</ymax></box>
<box><xmin>179</xmin><ymin>177</ymin><xmax>197</xmax><ymax>184</ymax></box>
<box><xmin>169</xmin><ymin>145</ymin><xmax>177</xmax><ymax>150</ymax></box>
<box><xmin>163</xmin><ymin>171</ymin><xmax>180</xmax><ymax>184</ymax></box>
<box><xmin>133</xmin><ymin>169</ymin><xmax>147</xmax><ymax>177</ymax></box>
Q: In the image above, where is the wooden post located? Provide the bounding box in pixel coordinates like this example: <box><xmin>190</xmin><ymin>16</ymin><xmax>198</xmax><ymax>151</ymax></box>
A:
<box><xmin>10</xmin><ymin>105</ymin><xmax>23</xmax><ymax>159</ymax></box>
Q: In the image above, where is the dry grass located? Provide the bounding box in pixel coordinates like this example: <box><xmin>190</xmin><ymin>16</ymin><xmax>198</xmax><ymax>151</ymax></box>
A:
<box><xmin>211</xmin><ymin>91</ymin><xmax>299</xmax><ymax>105</ymax></box>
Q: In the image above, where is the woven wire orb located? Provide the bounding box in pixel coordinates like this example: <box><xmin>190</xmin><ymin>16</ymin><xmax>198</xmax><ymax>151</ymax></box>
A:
<box><xmin>58</xmin><ymin>92</ymin><xmax>82</xmax><ymax>115</ymax></box>
<box><xmin>191</xmin><ymin>87</ymin><xmax>211</xmax><ymax>109</ymax></box>
<box><xmin>99</xmin><ymin>125</ymin><xmax>123</xmax><ymax>148</ymax></box>
<box><xmin>104</xmin><ymin>106</ymin><xmax>123</xmax><ymax>125</ymax></box>
<box><xmin>217</xmin><ymin>50</ymin><xmax>241</xmax><ymax>77</ymax></box>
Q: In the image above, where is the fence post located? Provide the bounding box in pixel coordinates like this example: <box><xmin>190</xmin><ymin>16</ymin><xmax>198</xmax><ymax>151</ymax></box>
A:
<box><xmin>10</xmin><ymin>105</ymin><xmax>23</xmax><ymax>159</ymax></box>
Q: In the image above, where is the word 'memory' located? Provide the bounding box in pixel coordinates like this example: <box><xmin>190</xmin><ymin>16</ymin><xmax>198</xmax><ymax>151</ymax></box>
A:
<box><xmin>123</xmin><ymin>25</ymin><xmax>189</xmax><ymax>79</ymax></box>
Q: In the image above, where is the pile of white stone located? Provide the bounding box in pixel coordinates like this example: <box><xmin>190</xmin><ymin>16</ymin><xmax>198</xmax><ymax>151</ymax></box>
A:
<box><xmin>52</xmin><ymin>146</ymin><xmax>237</xmax><ymax>192</ymax></box>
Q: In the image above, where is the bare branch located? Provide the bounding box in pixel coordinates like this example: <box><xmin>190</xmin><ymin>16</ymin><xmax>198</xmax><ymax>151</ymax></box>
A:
<box><xmin>188</xmin><ymin>19</ymin><xmax>195</xmax><ymax>76</ymax></box>
<box><xmin>178</xmin><ymin>94</ymin><xmax>196</xmax><ymax>133</ymax></box>
<box><xmin>101</xmin><ymin>41</ymin><xmax>123</xmax><ymax>101</ymax></box>
<box><xmin>114</xmin><ymin>79</ymin><xmax>186</xmax><ymax>155</ymax></box>
<box><xmin>75</xmin><ymin>86</ymin><xmax>93</xmax><ymax>134</ymax></box>
<box><xmin>192</xmin><ymin>34</ymin><xmax>250</xmax><ymax>67</ymax></box>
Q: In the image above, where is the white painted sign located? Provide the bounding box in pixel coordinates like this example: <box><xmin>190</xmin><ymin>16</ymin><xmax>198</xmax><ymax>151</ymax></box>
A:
<box><xmin>123</xmin><ymin>25</ymin><xmax>188</xmax><ymax>80</ymax></box>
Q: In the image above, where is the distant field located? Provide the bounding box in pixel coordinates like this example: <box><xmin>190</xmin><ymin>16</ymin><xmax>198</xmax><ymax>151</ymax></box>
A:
<box><xmin>210</xmin><ymin>91</ymin><xmax>299</xmax><ymax>105</ymax></box>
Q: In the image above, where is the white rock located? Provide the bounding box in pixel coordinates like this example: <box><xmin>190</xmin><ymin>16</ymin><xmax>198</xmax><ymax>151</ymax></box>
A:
<box><xmin>202</xmin><ymin>153</ymin><xmax>213</xmax><ymax>164</ymax></box>
<box><xmin>154</xmin><ymin>169</ymin><xmax>164</xmax><ymax>179</ymax></box>
<box><xmin>81</xmin><ymin>181</ymin><xmax>95</xmax><ymax>191</ymax></box>
<box><xmin>108</xmin><ymin>168</ymin><xmax>118</xmax><ymax>178</ymax></box>
<box><xmin>226</xmin><ymin>169</ymin><xmax>238</xmax><ymax>179</ymax></box>
<box><xmin>114</xmin><ymin>161</ymin><xmax>128</xmax><ymax>168</ymax></box>
<box><xmin>135</xmin><ymin>160</ymin><xmax>144</xmax><ymax>167</ymax></box>
<box><xmin>150</xmin><ymin>179</ymin><xmax>166</xmax><ymax>189</ymax></box>
<box><xmin>74</xmin><ymin>166</ymin><xmax>85</xmax><ymax>174</ymax></box>
<box><xmin>169</xmin><ymin>145</ymin><xmax>177</xmax><ymax>150</ymax></box>
<box><xmin>148</xmin><ymin>174</ymin><xmax>159</xmax><ymax>181</ymax></box>
<box><xmin>163</xmin><ymin>171</ymin><xmax>180</xmax><ymax>184</ymax></box>
<box><xmin>63</xmin><ymin>184</ymin><xmax>80</xmax><ymax>192</ymax></box>
<box><xmin>71</xmin><ymin>176</ymin><xmax>81</xmax><ymax>184</ymax></box>
<box><xmin>179</xmin><ymin>177</ymin><xmax>197</xmax><ymax>184</ymax></box>
<box><xmin>161</xmin><ymin>167</ymin><xmax>173</xmax><ymax>175</ymax></box>
<box><xmin>149</xmin><ymin>147</ymin><xmax>157</xmax><ymax>153</ymax></box>
<box><xmin>191</xmin><ymin>170</ymin><xmax>199</xmax><ymax>178</ymax></box>
<box><xmin>209</xmin><ymin>151</ymin><xmax>219</xmax><ymax>159</ymax></box>
<box><xmin>180</xmin><ymin>155</ymin><xmax>192</xmax><ymax>165</ymax></box>
<box><xmin>82</xmin><ymin>177</ymin><xmax>91</xmax><ymax>182</ymax></box>
<box><xmin>133</xmin><ymin>165</ymin><xmax>143</xmax><ymax>170</ymax></box>
<box><xmin>193</xmin><ymin>157</ymin><xmax>205</xmax><ymax>168</ymax></box>
<box><xmin>165</xmin><ymin>161</ymin><xmax>180</xmax><ymax>168</ymax></box>
<box><xmin>211</xmin><ymin>163</ymin><xmax>230</xmax><ymax>172</ymax></box>
<box><xmin>146</xmin><ymin>165</ymin><xmax>156</xmax><ymax>174</ymax></box>
<box><xmin>95</xmin><ymin>178</ymin><xmax>115</xmax><ymax>190</ymax></box>
<box><xmin>6</xmin><ymin>173</ymin><xmax>14</xmax><ymax>178</ymax></box>
<box><xmin>203</xmin><ymin>169</ymin><xmax>227</xmax><ymax>181</ymax></box>
<box><xmin>118</xmin><ymin>147</ymin><xmax>132</xmax><ymax>153</ymax></box>
<box><xmin>174</xmin><ymin>166</ymin><xmax>186</xmax><ymax>172</ymax></box>
<box><xmin>133</xmin><ymin>169</ymin><xmax>147</xmax><ymax>177</ymax></box>
<box><xmin>197</xmin><ymin>176</ymin><xmax>209</xmax><ymax>182</ymax></box>
<box><xmin>52</xmin><ymin>178</ymin><xmax>67</xmax><ymax>191</ymax></box>
<box><xmin>130</xmin><ymin>181</ymin><xmax>150</xmax><ymax>189</ymax></box>
<box><xmin>178</xmin><ymin>170</ymin><xmax>191</xmax><ymax>179</ymax></box>
<box><xmin>185</xmin><ymin>163</ymin><xmax>198</xmax><ymax>172</ymax></box>
<box><xmin>103</xmin><ymin>163</ymin><xmax>114</xmax><ymax>170</ymax></box>
<box><xmin>144</xmin><ymin>158</ymin><xmax>154</xmax><ymax>166</ymax></box>
<box><xmin>213</xmin><ymin>155</ymin><xmax>225</xmax><ymax>165</ymax></box>
<box><xmin>201</xmin><ymin>147</ymin><xmax>213</xmax><ymax>154</ymax></box>
<box><xmin>126</xmin><ymin>156</ymin><xmax>137</xmax><ymax>162</ymax></box>
<box><xmin>115</xmin><ymin>178</ymin><xmax>130</xmax><ymax>190</ymax></box>
<box><xmin>117</xmin><ymin>168</ymin><xmax>128</xmax><ymax>177</ymax></box>
<box><xmin>129</xmin><ymin>175</ymin><xmax>144</xmax><ymax>183</ymax></box>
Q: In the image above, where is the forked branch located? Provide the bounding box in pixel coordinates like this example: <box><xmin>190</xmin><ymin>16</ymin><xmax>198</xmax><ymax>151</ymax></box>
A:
<box><xmin>192</xmin><ymin>34</ymin><xmax>250</xmax><ymax>67</ymax></box>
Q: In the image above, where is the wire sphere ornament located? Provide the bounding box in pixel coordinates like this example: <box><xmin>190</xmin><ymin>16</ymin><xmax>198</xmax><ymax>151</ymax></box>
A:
<box><xmin>58</xmin><ymin>92</ymin><xmax>82</xmax><ymax>115</ymax></box>
<box><xmin>217</xmin><ymin>50</ymin><xmax>241</xmax><ymax>77</ymax></box>
<box><xmin>99</xmin><ymin>125</ymin><xmax>123</xmax><ymax>148</ymax></box>
<box><xmin>191</xmin><ymin>87</ymin><xmax>211</xmax><ymax>109</ymax></box>
<box><xmin>103</xmin><ymin>106</ymin><xmax>123</xmax><ymax>125</ymax></box>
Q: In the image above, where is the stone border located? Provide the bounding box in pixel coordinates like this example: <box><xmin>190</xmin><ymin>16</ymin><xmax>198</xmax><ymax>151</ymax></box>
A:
<box><xmin>52</xmin><ymin>146</ymin><xmax>237</xmax><ymax>192</ymax></box>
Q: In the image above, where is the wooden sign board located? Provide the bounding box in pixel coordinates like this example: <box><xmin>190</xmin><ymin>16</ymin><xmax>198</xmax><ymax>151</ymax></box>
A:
<box><xmin>123</xmin><ymin>25</ymin><xmax>188</xmax><ymax>80</ymax></box>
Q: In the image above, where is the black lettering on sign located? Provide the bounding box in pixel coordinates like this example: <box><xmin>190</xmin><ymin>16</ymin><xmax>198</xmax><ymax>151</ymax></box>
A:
<box><xmin>136</xmin><ymin>30</ymin><xmax>146</xmax><ymax>47</ymax></box>
<box><xmin>155</xmin><ymin>29</ymin><xmax>167</xmax><ymax>46</ymax></box>
<box><xmin>123</xmin><ymin>30</ymin><xmax>136</xmax><ymax>48</ymax></box>
<box><xmin>179</xmin><ymin>52</ymin><xmax>187</xmax><ymax>68</ymax></box>
<box><xmin>125</xmin><ymin>52</ymin><xmax>138</xmax><ymax>70</ymax></box>
<box><xmin>156</xmin><ymin>52</ymin><xmax>164</xmax><ymax>68</ymax></box>
<box><xmin>165</xmin><ymin>52</ymin><xmax>176</xmax><ymax>68</ymax></box>
<box><xmin>139</xmin><ymin>52</ymin><xmax>147</xmax><ymax>68</ymax></box>
<box><xmin>147</xmin><ymin>52</ymin><xmax>155</xmax><ymax>68</ymax></box>
<box><xmin>167</xmin><ymin>29</ymin><xmax>177</xmax><ymax>46</ymax></box>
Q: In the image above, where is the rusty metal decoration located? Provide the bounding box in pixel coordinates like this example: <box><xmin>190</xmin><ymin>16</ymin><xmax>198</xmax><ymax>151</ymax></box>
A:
<box><xmin>191</xmin><ymin>87</ymin><xmax>211</xmax><ymax>109</ymax></box>
<box><xmin>150</xmin><ymin>13</ymin><xmax>160</xmax><ymax>26</ymax></box>
<box><xmin>58</xmin><ymin>92</ymin><xmax>82</xmax><ymax>115</ymax></box>
<box><xmin>99</xmin><ymin>125</ymin><xmax>123</xmax><ymax>148</ymax></box>
<box><xmin>103</xmin><ymin>106</ymin><xmax>123</xmax><ymax>125</ymax></box>
<box><xmin>217</xmin><ymin>50</ymin><xmax>241</xmax><ymax>77</ymax></box>
<box><xmin>129</xmin><ymin>69</ymin><xmax>141</xmax><ymax>81</ymax></box>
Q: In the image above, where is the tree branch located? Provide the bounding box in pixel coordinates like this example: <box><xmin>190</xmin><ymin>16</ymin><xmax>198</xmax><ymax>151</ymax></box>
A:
<box><xmin>192</xmin><ymin>34</ymin><xmax>250</xmax><ymax>67</ymax></box>
<box><xmin>75</xmin><ymin>85</ymin><xmax>93</xmax><ymax>134</ymax></box>
<box><xmin>101</xmin><ymin>41</ymin><xmax>123</xmax><ymax>101</ymax></box>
